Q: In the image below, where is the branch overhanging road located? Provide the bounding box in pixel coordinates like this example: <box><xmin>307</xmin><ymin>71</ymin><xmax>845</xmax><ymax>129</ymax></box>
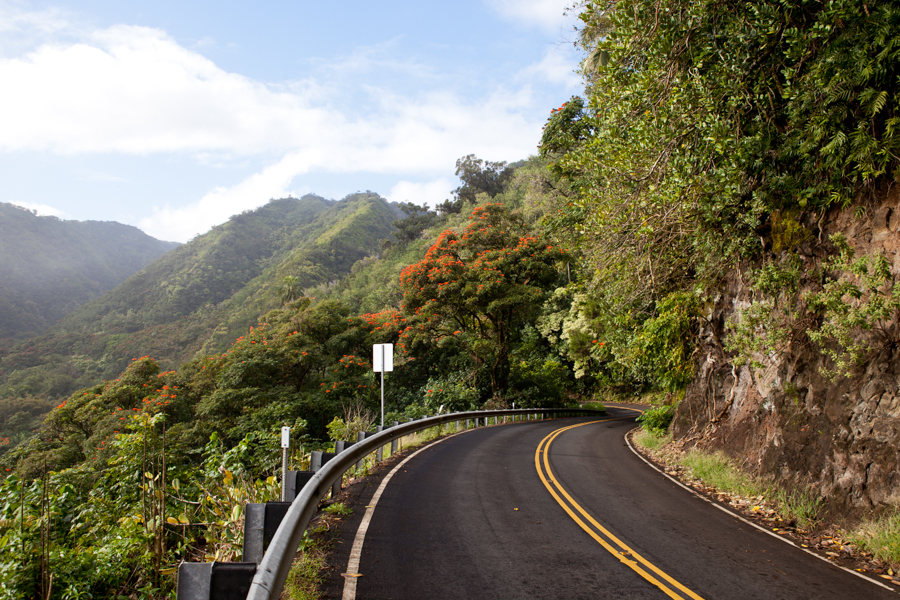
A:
<box><xmin>324</xmin><ymin>406</ymin><xmax>897</xmax><ymax>599</ymax></box>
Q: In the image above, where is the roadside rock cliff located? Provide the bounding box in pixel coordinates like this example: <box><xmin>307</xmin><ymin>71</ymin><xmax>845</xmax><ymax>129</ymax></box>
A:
<box><xmin>674</xmin><ymin>182</ymin><xmax>900</xmax><ymax>516</ymax></box>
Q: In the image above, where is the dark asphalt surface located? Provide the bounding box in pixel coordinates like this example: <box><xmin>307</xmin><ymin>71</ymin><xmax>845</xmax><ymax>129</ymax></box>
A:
<box><xmin>326</xmin><ymin>406</ymin><xmax>896</xmax><ymax>599</ymax></box>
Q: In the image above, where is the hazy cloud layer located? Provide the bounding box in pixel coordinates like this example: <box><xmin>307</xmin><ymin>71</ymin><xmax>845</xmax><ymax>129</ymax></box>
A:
<box><xmin>485</xmin><ymin>0</ymin><xmax>579</xmax><ymax>33</ymax></box>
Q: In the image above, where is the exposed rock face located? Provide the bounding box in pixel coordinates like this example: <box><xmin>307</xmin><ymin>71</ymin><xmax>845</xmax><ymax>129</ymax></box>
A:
<box><xmin>674</xmin><ymin>183</ymin><xmax>900</xmax><ymax>515</ymax></box>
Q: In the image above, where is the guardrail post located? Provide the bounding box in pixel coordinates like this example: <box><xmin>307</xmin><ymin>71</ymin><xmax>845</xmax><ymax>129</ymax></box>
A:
<box><xmin>283</xmin><ymin>471</ymin><xmax>314</xmax><ymax>503</ymax></box>
<box><xmin>324</xmin><ymin>451</ymin><xmax>338</xmax><ymax>497</ymax></box>
<box><xmin>242</xmin><ymin>504</ymin><xmax>265</xmax><ymax>564</ymax></box>
<box><xmin>356</xmin><ymin>431</ymin><xmax>366</xmax><ymax>471</ymax></box>
<box><xmin>333</xmin><ymin>442</ymin><xmax>347</xmax><ymax>498</ymax></box>
<box><xmin>210</xmin><ymin>562</ymin><xmax>257</xmax><ymax>600</ymax></box>
<box><xmin>176</xmin><ymin>563</ymin><xmax>211</xmax><ymax>600</ymax></box>
<box><xmin>311</xmin><ymin>451</ymin><xmax>337</xmax><ymax>496</ymax></box>
<box><xmin>390</xmin><ymin>421</ymin><xmax>399</xmax><ymax>455</ymax></box>
<box><xmin>375</xmin><ymin>425</ymin><xmax>384</xmax><ymax>461</ymax></box>
<box><xmin>176</xmin><ymin>561</ymin><xmax>258</xmax><ymax>600</ymax></box>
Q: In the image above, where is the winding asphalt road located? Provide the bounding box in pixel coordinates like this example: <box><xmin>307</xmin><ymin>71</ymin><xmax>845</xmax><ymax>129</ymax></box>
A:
<box><xmin>327</xmin><ymin>406</ymin><xmax>897</xmax><ymax>599</ymax></box>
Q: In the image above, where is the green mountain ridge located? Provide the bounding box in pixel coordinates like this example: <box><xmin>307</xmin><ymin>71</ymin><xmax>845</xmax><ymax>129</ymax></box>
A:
<box><xmin>0</xmin><ymin>202</ymin><xmax>180</xmax><ymax>344</ymax></box>
<box><xmin>0</xmin><ymin>193</ymin><xmax>400</xmax><ymax>401</ymax></box>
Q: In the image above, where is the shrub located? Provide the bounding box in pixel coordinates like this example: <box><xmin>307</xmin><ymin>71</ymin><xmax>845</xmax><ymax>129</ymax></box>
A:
<box><xmin>636</xmin><ymin>404</ymin><xmax>675</xmax><ymax>435</ymax></box>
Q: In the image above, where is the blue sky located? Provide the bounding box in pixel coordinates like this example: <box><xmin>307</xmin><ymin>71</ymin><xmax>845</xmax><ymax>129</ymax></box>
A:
<box><xmin>0</xmin><ymin>0</ymin><xmax>586</xmax><ymax>242</ymax></box>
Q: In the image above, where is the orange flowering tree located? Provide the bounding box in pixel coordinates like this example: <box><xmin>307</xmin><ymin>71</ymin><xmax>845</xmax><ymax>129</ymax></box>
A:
<box><xmin>400</xmin><ymin>203</ymin><xmax>569</xmax><ymax>397</ymax></box>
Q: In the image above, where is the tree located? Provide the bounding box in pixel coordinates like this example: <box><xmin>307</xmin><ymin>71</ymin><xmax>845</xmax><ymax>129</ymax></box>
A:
<box><xmin>280</xmin><ymin>275</ymin><xmax>302</xmax><ymax>305</ymax></box>
<box><xmin>437</xmin><ymin>155</ymin><xmax>514</xmax><ymax>215</ymax></box>
<box><xmin>400</xmin><ymin>203</ymin><xmax>569</xmax><ymax>397</ymax></box>
<box><xmin>393</xmin><ymin>202</ymin><xmax>437</xmax><ymax>245</ymax></box>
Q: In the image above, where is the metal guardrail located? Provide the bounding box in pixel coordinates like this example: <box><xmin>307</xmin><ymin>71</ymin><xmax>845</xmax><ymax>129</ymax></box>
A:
<box><xmin>243</xmin><ymin>407</ymin><xmax>605</xmax><ymax>600</ymax></box>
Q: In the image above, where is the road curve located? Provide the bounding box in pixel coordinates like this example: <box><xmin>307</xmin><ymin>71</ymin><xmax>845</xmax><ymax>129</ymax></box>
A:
<box><xmin>325</xmin><ymin>406</ymin><xmax>895</xmax><ymax>599</ymax></box>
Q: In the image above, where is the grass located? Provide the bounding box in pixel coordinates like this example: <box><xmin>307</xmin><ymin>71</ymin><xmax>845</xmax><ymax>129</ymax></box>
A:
<box><xmin>580</xmin><ymin>401</ymin><xmax>606</xmax><ymax>411</ymax></box>
<box><xmin>678</xmin><ymin>449</ymin><xmax>765</xmax><ymax>498</ymax></box>
<box><xmin>633</xmin><ymin>430</ymin><xmax>825</xmax><ymax>528</ymax></box>
<box><xmin>397</xmin><ymin>421</ymin><xmax>463</xmax><ymax>450</ymax></box>
<box><xmin>632</xmin><ymin>429</ymin><xmax>670</xmax><ymax>451</ymax></box>
<box><xmin>323</xmin><ymin>502</ymin><xmax>352</xmax><ymax>517</ymax></box>
<box><xmin>283</xmin><ymin>528</ymin><xmax>329</xmax><ymax>600</ymax></box>
<box><xmin>850</xmin><ymin>512</ymin><xmax>900</xmax><ymax>566</ymax></box>
<box><xmin>770</xmin><ymin>486</ymin><xmax>823</xmax><ymax>528</ymax></box>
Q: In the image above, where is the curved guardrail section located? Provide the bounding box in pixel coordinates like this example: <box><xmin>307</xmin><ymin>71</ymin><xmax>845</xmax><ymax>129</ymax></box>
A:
<box><xmin>245</xmin><ymin>407</ymin><xmax>606</xmax><ymax>600</ymax></box>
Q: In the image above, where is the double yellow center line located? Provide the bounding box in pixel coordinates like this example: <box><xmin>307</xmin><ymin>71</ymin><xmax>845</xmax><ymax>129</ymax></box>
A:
<box><xmin>535</xmin><ymin>418</ymin><xmax>705</xmax><ymax>600</ymax></box>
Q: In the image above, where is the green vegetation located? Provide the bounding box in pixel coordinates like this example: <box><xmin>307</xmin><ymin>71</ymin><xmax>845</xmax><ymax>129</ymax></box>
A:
<box><xmin>852</xmin><ymin>512</ymin><xmax>900</xmax><ymax>567</ymax></box>
<box><xmin>635</xmin><ymin>436</ymin><xmax>823</xmax><ymax>528</ymax></box>
<box><xmin>541</xmin><ymin>0</ymin><xmax>900</xmax><ymax>393</ymax></box>
<box><xmin>679</xmin><ymin>450</ymin><xmax>766</xmax><ymax>499</ymax></box>
<box><xmin>805</xmin><ymin>234</ymin><xmax>900</xmax><ymax>379</ymax></box>
<box><xmin>636</xmin><ymin>405</ymin><xmax>676</xmax><ymax>436</ymax></box>
<box><xmin>632</xmin><ymin>429</ymin><xmax>670</xmax><ymax>451</ymax></box>
<box><xmin>323</xmin><ymin>502</ymin><xmax>352</xmax><ymax>517</ymax></box>
<box><xmin>770</xmin><ymin>486</ymin><xmax>824</xmax><ymax>529</ymax></box>
<box><xmin>284</xmin><ymin>531</ymin><xmax>329</xmax><ymax>600</ymax></box>
<box><xmin>0</xmin><ymin>194</ymin><xmax>396</xmax><ymax>405</ymax></box>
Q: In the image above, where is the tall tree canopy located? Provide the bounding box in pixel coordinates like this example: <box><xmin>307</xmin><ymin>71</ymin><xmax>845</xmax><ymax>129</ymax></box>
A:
<box><xmin>438</xmin><ymin>155</ymin><xmax>514</xmax><ymax>215</ymax></box>
<box><xmin>400</xmin><ymin>203</ymin><xmax>569</xmax><ymax>396</ymax></box>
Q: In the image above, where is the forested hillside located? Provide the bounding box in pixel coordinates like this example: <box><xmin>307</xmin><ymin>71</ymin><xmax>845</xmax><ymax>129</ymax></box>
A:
<box><xmin>0</xmin><ymin>193</ymin><xmax>400</xmax><ymax>403</ymax></box>
<box><xmin>0</xmin><ymin>203</ymin><xmax>179</xmax><ymax>344</ymax></box>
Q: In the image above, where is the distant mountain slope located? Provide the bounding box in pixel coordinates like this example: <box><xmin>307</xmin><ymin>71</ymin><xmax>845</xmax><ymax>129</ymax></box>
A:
<box><xmin>0</xmin><ymin>203</ymin><xmax>179</xmax><ymax>344</ymax></box>
<box><xmin>0</xmin><ymin>193</ymin><xmax>398</xmax><ymax>400</ymax></box>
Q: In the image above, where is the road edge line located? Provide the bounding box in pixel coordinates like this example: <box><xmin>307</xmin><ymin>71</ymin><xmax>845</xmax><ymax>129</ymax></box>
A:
<box><xmin>341</xmin><ymin>427</ymin><xmax>475</xmax><ymax>600</ymax></box>
<box><xmin>624</xmin><ymin>430</ymin><xmax>898</xmax><ymax>594</ymax></box>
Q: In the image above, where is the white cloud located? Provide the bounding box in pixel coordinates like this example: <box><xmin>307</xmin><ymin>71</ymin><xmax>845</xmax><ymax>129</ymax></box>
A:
<box><xmin>485</xmin><ymin>0</ymin><xmax>579</xmax><ymax>34</ymax></box>
<box><xmin>11</xmin><ymin>201</ymin><xmax>65</xmax><ymax>218</ymax></box>
<box><xmin>0</xmin><ymin>24</ymin><xmax>332</xmax><ymax>155</ymax></box>
<box><xmin>519</xmin><ymin>48</ymin><xmax>583</xmax><ymax>89</ymax></box>
<box><xmin>386</xmin><ymin>178</ymin><xmax>454</xmax><ymax>210</ymax></box>
<box><xmin>0</xmin><ymin>3</ymin><xmax>71</xmax><ymax>38</ymax></box>
<box><xmin>0</xmin><ymin>22</ymin><xmax>539</xmax><ymax>165</ymax></box>
<box><xmin>138</xmin><ymin>155</ymin><xmax>303</xmax><ymax>242</ymax></box>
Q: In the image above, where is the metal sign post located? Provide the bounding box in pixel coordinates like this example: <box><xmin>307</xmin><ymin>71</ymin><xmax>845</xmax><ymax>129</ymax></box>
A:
<box><xmin>280</xmin><ymin>426</ymin><xmax>290</xmax><ymax>501</ymax></box>
<box><xmin>373</xmin><ymin>343</ymin><xmax>393</xmax><ymax>427</ymax></box>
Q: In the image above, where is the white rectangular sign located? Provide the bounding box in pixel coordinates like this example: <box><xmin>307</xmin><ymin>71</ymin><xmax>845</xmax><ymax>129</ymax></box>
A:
<box><xmin>373</xmin><ymin>343</ymin><xmax>393</xmax><ymax>372</ymax></box>
<box><xmin>281</xmin><ymin>426</ymin><xmax>290</xmax><ymax>449</ymax></box>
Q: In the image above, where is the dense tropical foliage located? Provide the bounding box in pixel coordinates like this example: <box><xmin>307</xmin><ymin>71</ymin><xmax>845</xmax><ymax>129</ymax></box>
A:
<box><xmin>540</xmin><ymin>0</ymin><xmax>900</xmax><ymax>392</ymax></box>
